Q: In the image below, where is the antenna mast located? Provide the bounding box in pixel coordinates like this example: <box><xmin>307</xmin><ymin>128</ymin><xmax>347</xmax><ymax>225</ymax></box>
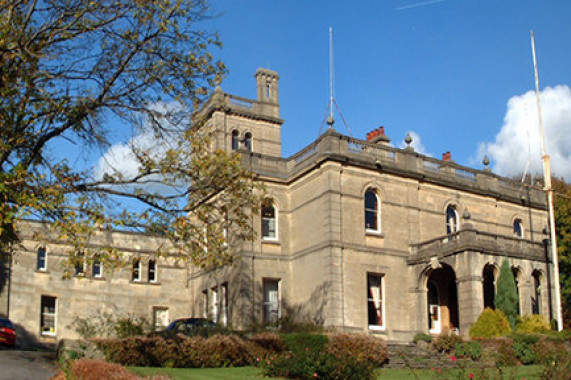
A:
<box><xmin>328</xmin><ymin>27</ymin><xmax>335</xmax><ymax>128</ymax></box>
<box><xmin>531</xmin><ymin>30</ymin><xmax>562</xmax><ymax>331</ymax></box>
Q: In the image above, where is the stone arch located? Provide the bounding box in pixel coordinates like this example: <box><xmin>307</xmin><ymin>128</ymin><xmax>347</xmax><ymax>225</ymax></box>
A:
<box><xmin>482</xmin><ymin>263</ymin><xmax>499</xmax><ymax>309</ymax></box>
<box><xmin>511</xmin><ymin>265</ymin><xmax>523</xmax><ymax>315</ymax></box>
<box><xmin>531</xmin><ymin>269</ymin><xmax>545</xmax><ymax>315</ymax></box>
<box><xmin>422</xmin><ymin>262</ymin><xmax>459</xmax><ymax>335</ymax></box>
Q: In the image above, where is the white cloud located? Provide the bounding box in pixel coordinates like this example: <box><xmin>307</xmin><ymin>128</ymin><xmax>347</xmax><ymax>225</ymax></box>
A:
<box><xmin>93</xmin><ymin>102</ymin><xmax>186</xmax><ymax>182</ymax></box>
<box><xmin>478</xmin><ymin>85</ymin><xmax>571</xmax><ymax>180</ymax></box>
<box><xmin>398</xmin><ymin>131</ymin><xmax>430</xmax><ymax>156</ymax></box>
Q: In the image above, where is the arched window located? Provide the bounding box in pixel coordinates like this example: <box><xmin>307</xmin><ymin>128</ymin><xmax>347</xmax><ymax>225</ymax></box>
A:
<box><xmin>261</xmin><ymin>200</ymin><xmax>277</xmax><ymax>240</ymax></box>
<box><xmin>365</xmin><ymin>189</ymin><xmax>380</xmax><ymax>233</ymax></box>
<box><xmin>37</xmin><ymin>247</ymin><xmax>47</xmax><ymax>271</ymax></box>
<box><xmin>244</xmin><ymin>132</ymin><xmax>252</xmax><ymax>151</ymax></box>
<box><xmin>513</xmin><ymin>219</ymin><xmax>524</xmax><ymax>238</ymax></box>
<box><xmin>148</xmin><ymin>259</ymin><xmax>157</xmax><ymax>283</ymax></box>
<box><xmin>532</xmin><ymin>270</ymin><xmax>542</xmax><ymax>315</ymax></box>
<box><xmin>446</xmin><ymin>205</ymin><xmax>459</xmax><ymax>234</ymax></box>
<box><xmin>231</xmin><ymin>130</ymin><xmax>239</xmax><ymax>150</ymax></box>
<box><xmin>511</xmin><ymin>267</ymin><xmax>521</xmax><ymax>315</ymax></box>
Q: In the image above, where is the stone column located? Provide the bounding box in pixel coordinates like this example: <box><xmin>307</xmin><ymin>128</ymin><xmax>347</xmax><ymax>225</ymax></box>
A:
<box><xmin>456</xmin><ymin>274</ymin><xmax>483</xmax><ymax>338</ymax></box>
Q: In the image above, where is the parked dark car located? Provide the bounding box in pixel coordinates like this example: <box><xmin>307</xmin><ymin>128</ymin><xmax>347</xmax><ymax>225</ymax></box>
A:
<box><xmin>152</xmin><ymin>318</ymin><xmax>217</xmax><ymax>338</ymax></box>
<box><xmin>0</xmin><ymin>317</ymin><xmax>16</xmax><ymax>347</ymax></box>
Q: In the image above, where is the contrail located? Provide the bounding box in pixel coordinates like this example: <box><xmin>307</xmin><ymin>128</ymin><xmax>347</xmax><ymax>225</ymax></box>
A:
<box><xmin>395</xmin><ymin>0</ymin><xmax>447</xmax><ymax>11</ymax></box>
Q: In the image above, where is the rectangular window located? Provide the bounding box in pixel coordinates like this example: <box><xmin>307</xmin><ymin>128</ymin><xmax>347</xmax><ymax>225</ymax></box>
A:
<box><xmin>202</xmin><ymin>290</ymin><xmax>208</xmax><ymax>319</ymax></box>
<box><xmin>153</xmin><ymin>307</ymin><xmax>169</xmax><ymax>331</ymax></box>
<box><xmin>132</xmin><ymin>259</ymin><xmax>141</xmax><ymax>282</ymax></box>
<box><xmin>367</xmin><ymin>273</ymin><xmax>385</xmax><ymax>330</ymax></box>
<box><xmin>74</xmin><ymin>252</ymin><xmax>85</xmax><ymax>276</ymax></box>
<box><xmin>221</xmin><ymin>282</ymin><xmax>229</xmax><ymax>327</ymax></box>
<box><xmin>41</xmin><ymin>296</ymin><xmax>57</xmax><ymax>336</ymax></box>
<box><xmin>211</xmin><ymin>286</ymin><xmax>219</xmax><ymax>323</ymax></box>
<box><xmin>263</xmin><ymin>279</ymin><xmax>280</xmax><ymax>324</ymax></box>
<box><xmin>92</xmin><ymin>258</ymin><xmax>102</xmax><ymax>278</ymax></box>
<box><xmin>148</xmin><ymin>260</ymin><xmax>157</xmax><ymax>282</ymax></box>
<box><xmin>37</xmin><ymin>248</ymin><xmax>47</xmax><ymax>271</ymax></box>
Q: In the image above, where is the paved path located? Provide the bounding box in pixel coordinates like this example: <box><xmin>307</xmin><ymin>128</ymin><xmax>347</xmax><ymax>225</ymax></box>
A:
<box><xmin>0</xmin><ymin>349</ymin><xmax>58</xmax><ymax>380</ymax></box>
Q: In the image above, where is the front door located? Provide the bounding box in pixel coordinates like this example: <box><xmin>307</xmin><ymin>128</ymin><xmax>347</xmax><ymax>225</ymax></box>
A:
<box><xmin>428</xmin><ymin>282</ymin><xmax>441</xmax><ymax>334</ymax></box>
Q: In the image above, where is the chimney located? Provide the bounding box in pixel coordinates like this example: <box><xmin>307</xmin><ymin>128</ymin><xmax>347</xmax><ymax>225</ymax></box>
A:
<box><xmin>366</xmin><ymin>126</ymin><xmax>390</xmax><ymax>145</ymax></box>
<box><xmin>442</xmin><ymin>152</ymin><xmax>452</xmax><ymax>162</ymax></box>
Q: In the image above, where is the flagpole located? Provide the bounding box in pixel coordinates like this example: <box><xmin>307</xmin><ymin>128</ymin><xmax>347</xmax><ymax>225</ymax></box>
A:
<box><xmin>531</xmin><ymin>30</ymin><xmax>562</xmax><ymax>331</ymax></box>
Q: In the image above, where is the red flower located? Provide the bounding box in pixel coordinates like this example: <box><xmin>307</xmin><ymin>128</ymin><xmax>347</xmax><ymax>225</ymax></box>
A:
<box><xmin>450</xmin><ymin>355</ymin><xmax>457</xmax><ymax>362</ymax></box>
<box><xmin>313</xmin><ymin>373</ymin><xmax>318</xmax><ymax>378</ymax></box>
<box><xmin>469</xmin><ymin>374</ymin><xmax>474</xmax><ymax>379</ymax></box>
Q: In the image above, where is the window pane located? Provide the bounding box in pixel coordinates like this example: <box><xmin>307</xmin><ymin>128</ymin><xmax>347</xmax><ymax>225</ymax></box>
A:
<box><xmin>41</xmin><ymin>296</ymin><xmax>57</xmax><ymax>335</ymax></box>
<box><xmin>367</xmin><ymin>274</ymin><xmax>383</xmax><ymax>327</ymax></box>
<box><xmin>37</xmin><ymin>248</ymin><xmax>46</xmax><ymax>271</ymax></box>
<box><xmin>231</xmin><ymin>130</ymin><xmax>239</xmax><ymax>150</ymax></box>
<box><xmin>263</xmin><ymin>279</ymin><xmax>280</xmax><ymax>323</ymax></box>
<box><xmin>446</xmin><ymin>206</ymin><xmax>458</xmax><ymax>234</ymax></box>
<box><xmin>365</xmin><ymin>191</ymin><xmax>379</xmax><ymax>231</ymax></box>
<box><xmin>92</xmin><ymin>260</ymin><xmax>102</xmax><ymax>277</ymax></box>
<box><xmin>262</xmin><ymin>204</ymin><xmax>276</xmax><ymax>239</ymax></box>
<box><xmin>148</xmin><ymin>260</ymin><xmax>156</xmax><ymax>282</ymax></box>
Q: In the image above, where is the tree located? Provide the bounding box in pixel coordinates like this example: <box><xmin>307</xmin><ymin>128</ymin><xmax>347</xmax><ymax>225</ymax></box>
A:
<box><xmin>495</xmin><ymin>258</ymin><xmax>519</xmax><ymax>329</ymax></box>
<box><xmin>0</xmin><ymin>0</ymin><xmax>260</xmax><ymax>272</ymax></box>
<box><xmin>552</xmin><ymin>177</ymin><xmax>571</xmax><ymax>328</ymax></box>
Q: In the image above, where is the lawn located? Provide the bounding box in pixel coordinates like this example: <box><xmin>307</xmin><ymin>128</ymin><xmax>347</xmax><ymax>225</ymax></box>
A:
<box><xmin>130</xmin><ymin>365</ymin><xmax>545</xmax><ymax>379</ymax></box>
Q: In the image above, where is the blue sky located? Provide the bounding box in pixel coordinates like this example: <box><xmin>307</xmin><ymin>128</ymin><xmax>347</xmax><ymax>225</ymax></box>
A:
<box><xmin>195</xmin><ymin>0</ymin><xmax>571</xmax><ymax>179</ymax></box>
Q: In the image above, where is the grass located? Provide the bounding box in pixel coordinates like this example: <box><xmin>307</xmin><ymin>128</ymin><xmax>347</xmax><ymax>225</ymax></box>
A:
<box><xmin>130</xmin><ymin>365</ymin><xmax>545</xmax><ymax>380</ymax></box>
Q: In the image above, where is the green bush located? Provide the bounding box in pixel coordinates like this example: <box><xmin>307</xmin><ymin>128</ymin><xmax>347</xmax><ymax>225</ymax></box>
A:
<box><xmin>98</xmin><ymin>334</ymin><xmax>257</xmax><ymax>368</ymax></box>
<box><xmin>412</xmin><ymin>333</ymin><xmax>432</xmax><ymax>344</ymax></box>
<box><xmin>495</xmin><ymin>259</ymin><xmax>519</xmax><ymax>329</ymax></box>
<box><xmin>263</xmin><ymin>352</ymin><xmax>375</xmax><ymax>380</ymax></box>
<box><xmin>115</xmin><ymin>317</ymin><xmax>150</xmax><ymax>339</ymax></box>
<box><xmin>533</xmin><ymin>339</ymin><xmax>571</xmax><ymax>378</ymax></box>
<box><xmin>432</xmin><ymin>333</ymin><xmax>462</xmax><ymax>353</ymax></box>
<box><xmin>469</xmin><ymin>308</ymin><xmax>511</xmax><ymax>339</ymax></box>
<box><xmin>326</xmin><ymin>333</ymin><xmax>388</xmax><ymax>366</ymax></box>
<box><xmin>281</xmin><ymin>333</ymin><xmax>328</xmax><ymax>355</ymax></box>
<box><xmin>516</xmin><ymin>314</ymin><xmax>551</xmax><ymax>334</ymax></box>
<box><xmin>511</xmin><ymin>334</ymin><xmax>540</xmax><ymax>364</ymax></box>
<box><xmin>454</xmin><ymin>341</ymin><xmax>482</xmax><ymax>361</ymax></box>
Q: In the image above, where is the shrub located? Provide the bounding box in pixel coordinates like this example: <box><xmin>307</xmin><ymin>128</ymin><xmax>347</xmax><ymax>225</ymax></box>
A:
<box><xmin>533</xmin><ymin>339</ymin><xmax>571</xmax><ymax>379</ymax></box>
<box><xmin>469</xmin><ymin>308</ymin><xmax>511</xmax><ymax>339</ymax></box>
<box><xmin>495</xmin><ymin>259</ymin><xmax>519</xmax><ymax>329</ymax></box>
<box><xmin>454</xmin><ymin>341</ymin><xmax>482</xmax><ymax>361</ymax></box>
<box><xmin>249</xmin><ymin>331</ymin><xmax>285</xmax><ymax>353</ymax></box>
<box><xmin>281</xmin><ymin>332</ymin><xmax>328</xmax><ymax>355</ymax></box>
<box><xmin>516</xmin><ymin>314</ymin><xmax>551</xmax><ymax>333</ymax></box>
<box><xmin>115</xmin><ymin>317</ymin><xmax>150</xmax><ymax>338</ymax></box>
<box><xmin>263</xmin><ymin>352</ymin><xmax>375</xmax><ymax>380</ymax></box>
<box><xmin>51</xmin><ymin>358</ymin><xmax>168</xmax><ymax>380</ymax></box>
<box><xmin>412</xmin><ymin>332</ymin><xmax>432</xmax><ymax>344</ymax></box>
<box><xmin>432</xmin><ymin>333</ymin><xmax>462</xmax><ymax>353</ymax></box>
<box><xmin>480</xmin><ymin>338</ymin><xmax>518</xmax><ymax>366</ymax></box>
<box><xmin>511</xmin><ymin>334</ymin><xmax>540</xmax><ymax>364</ymax></box>
<box><xmin>326</xmin><ymin>333</ymin><xmax>388</xmax><ymax>366</ymax></box>
<box><xmin>98</xmin><ymin>334</ymin><xmax>258</xmax><ymax>368</ymax></box>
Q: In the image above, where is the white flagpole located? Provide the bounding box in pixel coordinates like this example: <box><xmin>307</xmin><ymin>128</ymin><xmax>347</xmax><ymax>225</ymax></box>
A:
<box><xmin>531</xmin><ymin>30</ymin><xmax>562</xmax><ymax>331</ymax></box>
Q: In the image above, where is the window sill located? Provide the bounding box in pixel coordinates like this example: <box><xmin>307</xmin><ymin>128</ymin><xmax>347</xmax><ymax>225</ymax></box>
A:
<box><xmin>35</xmin><ymin>269</ymin><xmax>49</xmax><ymax>274</ymax></box>
<box><xmin>365</xmin><ymin>230</ymin><xmax>385</xmax><ymax>238</ymax></box>
<box><xmin>368</xmin><ymin>325</ymin><xmax>386</xmax><ymax>333</ymax></box>
<box><xmin>149</xmin><ymin>281</ymin><xmax>161</xmax><ymax>286</ymax></box>
<box><xmin>262</xmin><ymin>239</ymin><xmax>280</xmax><ymax>246</ymax></box>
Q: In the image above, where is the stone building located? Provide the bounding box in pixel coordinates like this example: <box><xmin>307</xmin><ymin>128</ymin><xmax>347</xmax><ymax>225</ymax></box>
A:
<box><xmin>0</xmin><ymin>68</ymin><xmax>557</xmax><ymax>345</ymax></box>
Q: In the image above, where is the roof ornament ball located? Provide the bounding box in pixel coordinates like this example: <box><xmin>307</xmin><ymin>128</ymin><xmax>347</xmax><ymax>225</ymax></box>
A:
<box><xmin>327</xmin><ymin>115</ymin><xmax>335</xmax><ymax>129</ymax></box>
<box><xmin>483</xmin><ymin>155</ymin><xmax>491</xmax><ymax>171</ymax></box>
<box><xmin>404</xmin><ymin>132</ymin><xmax>413</xmax><ymax>150</ymax></box>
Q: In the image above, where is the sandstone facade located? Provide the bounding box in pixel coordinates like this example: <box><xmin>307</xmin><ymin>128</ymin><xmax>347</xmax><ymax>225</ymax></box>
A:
<box><xmin>0</xmin><ymin>69</ymin><xmax>556</xmax><ymax>345</ymax></box>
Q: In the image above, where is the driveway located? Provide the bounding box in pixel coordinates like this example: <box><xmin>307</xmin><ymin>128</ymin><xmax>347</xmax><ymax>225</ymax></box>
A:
<box><xmin>0</xmin><ymin>349</ymin><xmax>58</xmax><ymax>380</ymax></box>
